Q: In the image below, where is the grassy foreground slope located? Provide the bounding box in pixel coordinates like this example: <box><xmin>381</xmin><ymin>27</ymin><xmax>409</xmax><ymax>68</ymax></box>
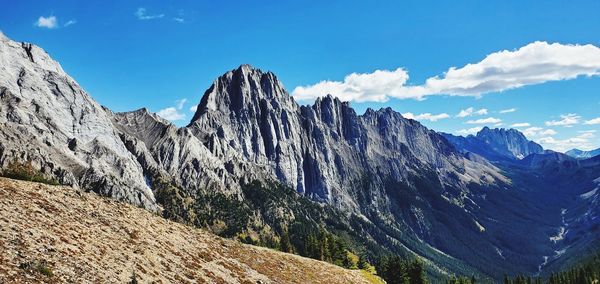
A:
<box><xmin>0</xmin><ymin>177</ymin><xmax>382</xmax><ymax>284</ymax></box>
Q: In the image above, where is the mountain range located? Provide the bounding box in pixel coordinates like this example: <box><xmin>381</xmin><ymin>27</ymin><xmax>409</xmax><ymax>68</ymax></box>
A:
<box><xmin>1</xmin><ymin>33</ymin><xmax>600</xmax><ymax>281</ymax></box>
<box><xmin>566</xmin><ymin>148</ymin><xmax>600</xmax><ymax>159</ymax></box>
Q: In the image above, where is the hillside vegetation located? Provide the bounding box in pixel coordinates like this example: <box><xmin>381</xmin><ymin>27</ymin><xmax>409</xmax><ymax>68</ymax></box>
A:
<box><xmin>0</xmin><ymin>177</ymin><xmax>382</xmax><ymax>283</ymax></box>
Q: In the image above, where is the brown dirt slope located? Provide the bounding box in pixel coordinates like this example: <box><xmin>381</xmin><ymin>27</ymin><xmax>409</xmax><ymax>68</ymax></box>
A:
<box><xmin>0</xmin><ymin>177</ymin><xmax>382</xmax><ymax>284</ymax></box>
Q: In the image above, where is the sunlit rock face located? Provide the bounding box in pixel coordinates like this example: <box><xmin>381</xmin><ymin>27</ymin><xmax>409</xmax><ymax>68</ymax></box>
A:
<box><xmin>0</xmin><ymin>33</ymin><xmax>156</xmax><ymax>210</ymax></box>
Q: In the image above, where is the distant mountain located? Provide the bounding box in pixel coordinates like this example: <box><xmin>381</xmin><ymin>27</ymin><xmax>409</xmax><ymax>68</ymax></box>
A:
<box><xmin>566</xmin><ymin>148</ymin><xmax>600</xmax><ymax>159</ymax></box>
<box><xmin>442</xmin><ymin>127</ymin><xmax>544</xmax><ymax>161</ymax></box>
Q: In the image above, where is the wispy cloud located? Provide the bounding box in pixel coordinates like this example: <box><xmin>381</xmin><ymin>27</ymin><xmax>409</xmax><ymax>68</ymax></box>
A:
<box><xmin>510</xmin><ymin>122</ymin><xmax>530</xmax><ymax>128</ymax></box>
<box><xmin>584</xmin><ymin>117</ymin><xmax>600</xmax><ymax>125</ymax></box>
<box><xmin>135</xmin><ymin>8</ymin><xmax>165</xmax><ymax>20</ymax></box>
<box><xmin>466</xmin><ymin>117</ymin><xmax>502</xmax><ymax>125</ymax></box>
<box><xmin>173</xmin><ymin>9</ymin><xmax>185</xmax><ymax>23</ymax></box>
<box><xmin>456</xmin><ymin>127</ymin><xmax>483</xmax><ymax>136</ymax></box>
<box><xmin>175</xmin><ymin>98</ymin><xmax>187</xmax><ymax>110</ymax></box>
<box><xmin>35</xmin><ymin>16</ymin><xmax>58</xmax><ymax>29</ymax></box>
<box><xmin>522</xmin><ymin>127</ymin><xmax>557</xmax><ymax>137</ymax></box>
<box><xmin>189</xmin><ymin>105</ymin><xmax>198</xmax><ymax>112</ymax></box>
<box><xmin>292</xmin><ymin>42</ymin><xmax>600</xmax><ymax>102</ymax></box>
<box><xmin>499</xmin><ymin>108</ymin><xmax>517</xmax><ymax>114</ymax></box>
<box><xmin>402</xmin><ymin>112</ymin><xmax>450</xmax><ymax>122</ymax></box>
<box><xmin>545</xmin><ymin>113</ymin><xmax>581</xmax><ymax>127</ymax></box>
<box><xmin>64</xmin><ymin>19</ymin><xmax>77</xmax><ymax>27</ymax></box>
<box><xmin>456</xmin><ymin>107</ymin><xmax>488</xmax><ymax>118</ymax></box>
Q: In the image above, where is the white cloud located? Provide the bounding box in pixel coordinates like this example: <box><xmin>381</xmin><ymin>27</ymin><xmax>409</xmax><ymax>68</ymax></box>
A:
<box><xmin>466</xmin><ymin>117</ymin><xmax>502</xmax><ymax>124</ymax></box>
<box><xmin>510</xmin><ymin>122</ymin><xmax>531</xmax><ymax>128</ymax></box>
<box><xmin>539</xmin><ymin>129</ymin><xmax>558</xmax><ymax>136</ymax></box>
<box><xmin>173</xmin><ymin>17</ymin><xmax>184</xmax><ymax>23</ymax></box>
<box><xmin>522</xmin><ymin>127</ymin><xmax>557</xmax><ymax>138</ymax></box>
<box><xmin>578</xmin><ymin>132</ymin><xmax>595</xmax><ymax>139</ymax></box>
<box><xmin>135</xmin><ymin>8</ymin><xmax>165</xmax><ymax>20</ymax></box>
<box><xmin>156</xmin><ymin>107</ymin><xmax>185</xmax><ymax>121</ymax></box>
<box><xmin>499</xmin><ymin>108</ymin><xmax>517</xmax><ymax>114</ymax></box>
<box><xmin>402</xmin><ymin>112</ymin><xmax>450</xmax><ymax>122</ymax></box>
<box><xmin>35</xmin><ymin>16</ymin><xmax>58</xmax><ymax>29</ymax></box>
<box><xmin>545</xmin><ymin>113</ymin><xmax>581</xmax><ymax>127</ymax></box>
<box><xmin>456</xmin><ymin>127</ymin><xmax>483</xmax><ymax>136</ymax></box>
<box><xmin>584</xmin><ymin>117</ymin><xmax>600</xmax><ymax>125</ymax></box>
<box><xmin>292</xmin><ymin>68</ymin><xmax>417</xmax><ymax>102</ymax></box>
<box><xmin>292</xmin><ymin>41</ymin><xmax>600</xmax><ymax>102</ymax></box>
<box><xmin>456</xmin><ymin>107</ymin><xmax>488</xmax><ymax>118</ymax></box>
<box><xmin>456</xmin><ymin>107</ymin><xmax>474</xmax><ymax>118</ymax></box>
<box><xmin>64</xmin><ymin>19</ymin><xmax>77</xmax><ymax>27</ymax></box>
<box><xmin>189</xmin><ymin>105</ymin><xmax>198</xmax><ymax>112</ymax></box>
<box><xmin>522</xmin><ymin>127</ymin><xmax>543</xmax><ymax>137</ymax></box>
<box><xmin>156</xmin><ymin>98</ymin><xmax>188</xmax><ymax>122</ymax></box>
<box><xmin>537</xmin><ymin>131</ymin><xmax>596</xmax><ymax>152</ymax></box>
<box><xmin>475</xmin><ymin>108</ymin><xmax>488</xmax><ymax>115</ymax></box>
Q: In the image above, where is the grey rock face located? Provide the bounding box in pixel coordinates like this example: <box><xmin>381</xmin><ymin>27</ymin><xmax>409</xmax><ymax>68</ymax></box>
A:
<box><xmin>185</xmin><ymin>65</ymin><xmax>506</xmax><ymax>211</ymax></box>
<box><xmin>0</xmin><ymin>33</ymin><xmax>156</xmax><ymax>210</ymax></box>
<box><xmin>111</xmin><ymin>107</ymin><xmax>271</xmax><ymax>199</ymax></box>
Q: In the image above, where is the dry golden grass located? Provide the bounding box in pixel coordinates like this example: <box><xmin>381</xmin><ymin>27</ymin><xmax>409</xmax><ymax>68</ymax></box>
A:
<box><xmin>0</xmin><ymin>177</ymin><xmax>380</xmax><ymax>283</ymax></box>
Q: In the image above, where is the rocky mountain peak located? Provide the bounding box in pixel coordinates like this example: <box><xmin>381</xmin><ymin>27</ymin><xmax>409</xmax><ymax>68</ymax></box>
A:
<box><xmin>310</xmin><ymin>94</ymin><xmax>356</xmax><ymax>127</ymax></box>
<box><xmin>190</xmin><ymin>64</ymin><xmax>291</xmax><ymax>124</ymax></box>
<box><xmin>116</xmin><ymin>108</ymin><xmax>172</xmax><ymax>127</ymax></box>
<box><xmin>477</xmin><ymin>126</ymin><xmax>522</xmax><ymax>139</ymax></box>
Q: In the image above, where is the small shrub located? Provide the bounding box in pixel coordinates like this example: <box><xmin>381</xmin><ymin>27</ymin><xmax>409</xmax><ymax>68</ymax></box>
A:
<box><xmin>1</xmin><ymin>161</ymin><xmax>59</xmax><ymax>185</ymax></box>
<box><xmin>129</xmin><ymin>271</ymin><xmax>139</xmax><ymax>284</ymax></box>
<box><xmin>19</xmin><ymin>260</ymin><xmax>54</xmax><ymax>277</ymax></box>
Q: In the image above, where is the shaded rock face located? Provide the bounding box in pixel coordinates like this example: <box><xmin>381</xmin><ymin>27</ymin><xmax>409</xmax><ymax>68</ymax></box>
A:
<box><xmin>0</xmin><ymin>33</ymin><xmax>156</xmax><ymax>210</ymax></box>
<box><xmin>443</xmin><ymin>127</ymin><xmax>544</xmax><ymax>161</ymax></box>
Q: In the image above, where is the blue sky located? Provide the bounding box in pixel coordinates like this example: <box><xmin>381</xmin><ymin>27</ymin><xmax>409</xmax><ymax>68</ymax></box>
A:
<box><xmin>1</xmin><ymin>1</ymin><xmax>600</xmax><ymax>151</ymax></box>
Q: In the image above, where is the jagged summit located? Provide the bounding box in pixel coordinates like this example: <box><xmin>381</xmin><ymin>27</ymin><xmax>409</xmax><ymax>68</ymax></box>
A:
<box><xmin>189</xmin><ymin>64</ymin><xmax>289</xmax><ymax>124</ymax></box>
<box><xmin>116</xmin><ymin>107</ymin><xmax>172</xmax><ymax>126</ymax></box>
